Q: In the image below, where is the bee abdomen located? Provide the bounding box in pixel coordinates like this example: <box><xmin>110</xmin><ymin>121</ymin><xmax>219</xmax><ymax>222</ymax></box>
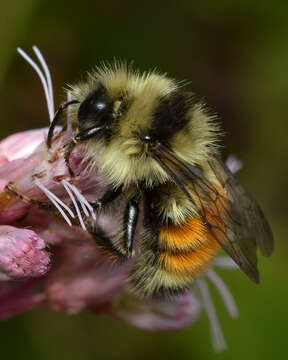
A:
<box><xmin>158</xmin><ymin>216</ymin><xmax>220</xmax><ymax>274</ymax></box>
<box><xmin>159</xmin><ymin>216</ymin><xmax>213</xmax><ymax>252</ymax></box>
<box><xmin>129</xmin><ymin>215</ymin><xmax>220</xmax><ymax>298</ymax></box>
<box><xmin>158</xmin><ymin>239</ymin><xmax>220</xmax><ymax>276</ymax></box>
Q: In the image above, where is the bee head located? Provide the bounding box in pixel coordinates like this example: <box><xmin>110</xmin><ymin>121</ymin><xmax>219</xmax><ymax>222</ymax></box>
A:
<box><xmin>69</xmin><ymin>65</ymin><xmax>219</xmax><ymax>187</ymax></box>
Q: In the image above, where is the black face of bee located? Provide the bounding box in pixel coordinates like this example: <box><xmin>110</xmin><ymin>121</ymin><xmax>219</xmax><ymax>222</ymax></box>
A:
<box><xmin>77</xmin><ymin>85</ymin><xmax>113</xmax><ymax>136</ymax></box>
<box><xmin>74</xmin><ymin>84</ymin><xmax>193</xmax><ymax>151</ymax></box>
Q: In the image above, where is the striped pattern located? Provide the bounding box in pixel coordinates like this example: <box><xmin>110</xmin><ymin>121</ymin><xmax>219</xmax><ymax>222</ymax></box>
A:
<box><xmin>158</xmin><ymin>216</ymin><xmax>221</xmax><ymax>276</ymax></box>
<box><xmin>130</xmin><ymin>189</ymin><xmax>227</xmax><ymax>298</ymax></box>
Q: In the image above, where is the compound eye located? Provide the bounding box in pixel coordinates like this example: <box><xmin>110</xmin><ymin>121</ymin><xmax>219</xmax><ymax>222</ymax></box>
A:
<box><xmin>78</xmin><ymin>85</ymin><xmax>111</xmax><ymax>130</ymax></box>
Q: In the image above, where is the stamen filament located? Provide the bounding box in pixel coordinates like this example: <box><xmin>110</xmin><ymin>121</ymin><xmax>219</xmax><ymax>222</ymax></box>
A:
<box><xmin>214</xmin><ymin>257</ymin><xmax>239</xmax><ymax>269</ymax></box>
<box><xmin>207</xmin><ymin>269</ymin><xmax>238</xmax><ymax>318</ymax></box>
<box><xmin>17</xmin><ymin>47</ymin><xmax>54</xmax><ymax>122</ymax></box>
<box><xmin>32</xmin><ymin>46</ymin><xmax>55</xmax><ymax>117</ymax></box>
<box><xmin>62</xmin><ymin>180</ymin><xmax>87</xmax><ymax>231</ymax></box>
<box><xmin>196</xmin><ymin>278</ymin><xmax>227</xmax><ymax>352</ymax></box>
<box><xmin>66</xmin><ymin>182</ymin><xmax>96</xmax><ymax>221</ymax></box>
<box><xmin>66</xmin><ymin>91</ymin><xmax>73</xmax><ymax>131</ymax></box>
<box><xmin>34</xmin><ymin>179</ymin><xmax>74</xmax><ymax>226</ymax></box>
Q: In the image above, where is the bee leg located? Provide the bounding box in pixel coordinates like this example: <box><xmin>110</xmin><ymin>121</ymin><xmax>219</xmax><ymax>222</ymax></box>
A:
<box><xmin>89</xmin><ymin>186</ymin><xmax>123</xmax><ymax>210</ymax></box>
<box><xmin>85</xmin><ymin>223</ymin><xmax>127</xmax><ymax>259</ymax></box>
<box><xmin>63</xmin><ymin>139</ymin><xmax>77</xmax><ymax>177</ymax></box>
<box><xmin>47</xmin><ymin>99</ymin><xmax>79</xmax><ymax>149</ymax></box>
<box><xmin>123</xmin><ymin>196</ymin><xmax>139</xmax><ymax>256</ymax></box>
<box><xmin>6</xmin><ymin>182</ymin><xmax>57</xmax><ymax>212</ymax></box>
<box><xmin>63</xmin><ymin>123</ymin><xmax>107</xmax><ymax>177</ymax></box>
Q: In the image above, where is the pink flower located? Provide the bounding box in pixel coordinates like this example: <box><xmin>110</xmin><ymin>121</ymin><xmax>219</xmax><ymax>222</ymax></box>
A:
<box><xmin>0</xmin><ymin>225</ymin><xmax>50</xmax><ymax>280</ymax></box>
<box><xmin>0</xmin><ymin>46</ymin><xmax>240</xmax><ymax>352</ymax></box>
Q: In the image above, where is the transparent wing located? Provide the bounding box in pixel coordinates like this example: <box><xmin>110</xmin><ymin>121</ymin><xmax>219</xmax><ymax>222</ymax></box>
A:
<box><xmin>152</xmin><ymin>144</ymin><xmax>274</xmax><ymax>283</ymax></box>
<box><xmin>206</xmin><ymin>159</ymin><xmax>273</xmax><ymax>282</ymax></box>
<box><xmin>209</xmin><ymin>159</ymin><xmax>274</xmax><ymax>256</ymax></box>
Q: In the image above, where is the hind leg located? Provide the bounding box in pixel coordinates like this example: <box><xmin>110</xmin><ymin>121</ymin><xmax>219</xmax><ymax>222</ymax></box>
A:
<box><xmin>6</xmin><ymin>182</ymin><xmax>58</xmax><ymax>212</ymax></box>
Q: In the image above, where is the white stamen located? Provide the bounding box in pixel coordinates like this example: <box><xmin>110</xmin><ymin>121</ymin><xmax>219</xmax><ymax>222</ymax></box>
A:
<box><xmin>66</xmin><ymin>91</ymin><xmax>73</xmax><ymax>132</ymax></box>
<box><xmin>36</xmin><ymin>188</ymin><xmax>72</xmax><ymax>226</ymax></box>
<box><xmin>35</xmin><ymin>181</ymin><xmax>75</xmax><ymax>218</ymax></box>
<box><xmin>62</xmin><ymin>180</ymin><xmax>87</xmax><ymax>231</ymax></box>
<box><xmin>34</xmin><ymin>179</ymin><xmax>74</xmax><ymax>226</ymax></box>
<box><xmin>66</xmin><ymin>182</ymin><xmax>96</xmax><ymax>221</ymax></box>
<box><xmin>214</xmin><ymin>256</ymin><xmax>239</xmax><ymax>269</ymax></box>
<box><xmin>17</xmin><ymin>47</ymin><xmax>54</xmax><ymax>122</ymax></box>
<box><xmin>196</xmin><ymin>278</ymin><xmax>227</xmax><ymax>352</ymax></box>
<box><xmin>226</xmin><ymin>155</ymin><xmax>243</xmax><ymax>174</ymax></box>
<box><xmin>32</xmin><ymin>46</ymin><xmax>55</xmax><ymax>117</ymax></box>
<box><xmin>207</xmin><ymin>269</ymin><xmax>239</xmax><ymax>318</ymax></box>
<box><xmin>62</xmin><ymin>182</ymin><xmax>89</xmax><ymax>217</ymax></box>
<box><xmin>66</xmin><ymin>183</ymin><xmax>87</xmax><ymax>215</ymax></box>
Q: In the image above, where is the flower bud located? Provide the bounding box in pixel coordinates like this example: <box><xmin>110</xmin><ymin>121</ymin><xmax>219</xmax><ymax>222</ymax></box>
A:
<box><xmin>0</xmin><ymin>226</ymin><xmax>50</xmax><ymax>280</ymax></box>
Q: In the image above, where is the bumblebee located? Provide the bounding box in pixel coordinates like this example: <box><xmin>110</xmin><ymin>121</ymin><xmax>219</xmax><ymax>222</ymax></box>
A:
<box><xmin>45</xmin><ymin>63</ymin><xmax>274</xmax><ymax>297</ymax></box>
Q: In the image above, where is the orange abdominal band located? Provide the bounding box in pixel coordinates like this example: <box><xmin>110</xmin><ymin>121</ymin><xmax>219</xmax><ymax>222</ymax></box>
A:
<box><xmin>158</xmin><ymin>193</ymin><xmax>228</xmax><ymax>276</ymax></box>
<box><xmin>159</xmin><ymin>216</ymin><xmax>210</xmax><ymax>252</ymax></box>
<box><xmin>159</xmin><ymin>217</ymin><xmax>221</xmax><ymax>276</ymax></box>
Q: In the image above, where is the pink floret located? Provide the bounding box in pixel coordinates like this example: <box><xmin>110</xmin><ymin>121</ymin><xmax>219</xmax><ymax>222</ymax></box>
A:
<box><xmin>0</xmin><ymin>226</ymin><xmax>50</xmax><ymax>280</ymax></box>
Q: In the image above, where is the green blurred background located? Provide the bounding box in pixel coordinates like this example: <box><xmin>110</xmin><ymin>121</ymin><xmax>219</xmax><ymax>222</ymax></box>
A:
<box><xmin>0</xmin><ymin>1</ymin><xmax>287</xmax><ymax>359</ymax></box>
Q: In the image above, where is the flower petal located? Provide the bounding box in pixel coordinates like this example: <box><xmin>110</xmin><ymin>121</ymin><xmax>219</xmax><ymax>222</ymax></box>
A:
<box><xmin>0</xmin><ymin>128</ymin><xmax>47</xmax><ymax>162</ymax></box>
<box><xmin>110</xmin><ymin>290</ymin><xmax>201</xmax><ymax>331</ymax></box>
<box><xmin>0</xmin><ymin>279</ymin><xmax>45</xmax><ymax>319</ymax></box>
<box><xmin>46</xmin><ymin>243</ymin><xmax>129</xmax><ymax>314</ymax></box>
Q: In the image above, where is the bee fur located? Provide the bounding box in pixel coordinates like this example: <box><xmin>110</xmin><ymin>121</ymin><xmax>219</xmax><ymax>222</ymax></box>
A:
<box><xmin>45</xmin><ymin>61</ymin><xmax>273</xmax><ymax>298</ymax></box>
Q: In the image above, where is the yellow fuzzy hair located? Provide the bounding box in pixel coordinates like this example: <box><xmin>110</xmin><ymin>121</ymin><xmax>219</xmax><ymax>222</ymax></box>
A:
<box><xmin>68</xmin><ymin>61</ymin><xmax>221</xmax><ymax>193</ymax></box>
